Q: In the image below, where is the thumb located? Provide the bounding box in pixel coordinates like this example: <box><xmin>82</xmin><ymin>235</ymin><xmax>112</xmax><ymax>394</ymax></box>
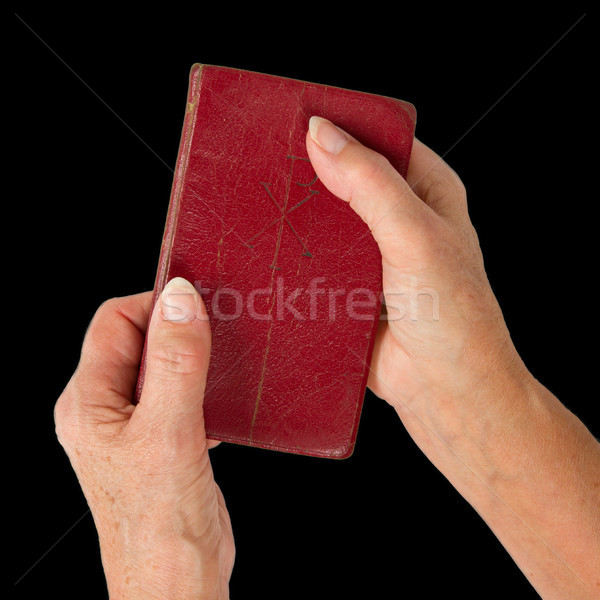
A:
<box><xmin>136</xmin><ymin>277</ymin><xmax>211</xmax><ymax>436</ymax></box>
<box><xmin>306</xmin><ymin>116</ymin><xmax>432</xmax><ymax>257</ymax></box>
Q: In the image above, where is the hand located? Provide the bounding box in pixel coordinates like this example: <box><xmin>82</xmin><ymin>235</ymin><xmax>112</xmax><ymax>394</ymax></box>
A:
<box><xmin>54</xmin><ymin>279</ymin><xmax>235</xmax><ymax>600</ymax></box>
<box><xmin>307</xmin><ymin>116</ymin><xmax>526</xmax><ymax>416</ymax></box>
<box><xmin>306</xmin><ymin>117</ymin><xmax>600</xmax><ymax>600</ymax></box>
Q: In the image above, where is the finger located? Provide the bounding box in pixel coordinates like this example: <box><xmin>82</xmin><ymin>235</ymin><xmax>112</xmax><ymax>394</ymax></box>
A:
<box><xmin>135</xmin><ymin>277</ymin><xmax>211</xmax><ymax>437</ymax></box>
<box><xmin>306</xmin><ymin>116</ymin><xmax>434</xmax><ymax>255</ymax></box>
<box><xmin>406</xmin><ymin>137</ymin><xmax>468</xmax><ymax>223</ymax></box>
<box><xmin>74</xmin><ymin>291</ymin><xmax>153</xmax><ymax>410</ymax></box>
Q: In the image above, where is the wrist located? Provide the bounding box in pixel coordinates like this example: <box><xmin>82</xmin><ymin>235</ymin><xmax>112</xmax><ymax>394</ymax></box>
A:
<box><xmin>390</xmin><ymin>337</ymin><xmax>541</xmax><ymax>476</ymax></box>
<box><xmin>395</xmin><ymin>349</ymin><xmax>566</xmax><ymax>493</ymax></box>
<box><xmin>99</xmin><ymin>526</ymin><xmax>226</xmax><ymax>600</ymax></box>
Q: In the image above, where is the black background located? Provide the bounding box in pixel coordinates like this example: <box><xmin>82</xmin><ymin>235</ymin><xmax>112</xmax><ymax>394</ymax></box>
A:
<box><xmin>12</xmin><ymin>6</ymin><xmax>596</xmax><ymax>599</ymax></box>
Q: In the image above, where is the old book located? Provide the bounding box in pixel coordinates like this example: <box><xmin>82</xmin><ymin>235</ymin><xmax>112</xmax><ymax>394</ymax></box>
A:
<box><xmin>137</xmin><ymin>64</ymin><xmax>416</xmax><ymax>458</ymax></box>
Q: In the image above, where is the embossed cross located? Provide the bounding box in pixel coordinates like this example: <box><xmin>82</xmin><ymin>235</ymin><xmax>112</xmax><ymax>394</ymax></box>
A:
<box><xmin>244</xmin><ymin>155</ymin><xmax>319</xmax><ymax>270</ymax></box>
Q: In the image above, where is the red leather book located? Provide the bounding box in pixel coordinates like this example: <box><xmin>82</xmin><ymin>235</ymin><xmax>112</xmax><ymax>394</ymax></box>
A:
<box><xmin>137</xmin><ymin>64</ymin><xmax>416</xmax><ymax>458</ymax></box>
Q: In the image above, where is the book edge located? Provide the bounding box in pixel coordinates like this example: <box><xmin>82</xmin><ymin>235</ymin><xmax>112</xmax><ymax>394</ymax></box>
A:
<box><xmin>154</xmin><ymin>64</ymin><xmax>205</xmax><ymax>297</ymax></box>
<box><xmin>135</xmin><ymin>64</ymin><xmax>205</xmax><ymax>402</ymax></box>
<box><xmin>199</xmin><ymin>63</ymin><xmax>417</xmax><ymax>124</ymax></box>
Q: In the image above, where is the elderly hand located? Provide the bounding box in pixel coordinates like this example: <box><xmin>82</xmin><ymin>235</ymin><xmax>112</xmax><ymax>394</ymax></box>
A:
<box><xmin>307</xmin><ymin>117</ymin><xmax>600</xmax><ymax>600</ymax></box>
<box><xmin>54</xmin><ymin>280</ymin><xmax>234</xmax><ymax>600</ymax></box>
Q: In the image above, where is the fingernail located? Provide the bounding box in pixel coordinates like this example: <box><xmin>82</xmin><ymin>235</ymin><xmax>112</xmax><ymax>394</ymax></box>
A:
<box><xmin>309</xmin><ymin>116</ymin><xmax>349</xmax><ymax>154</ymax></box>
<box><xmin>160</xmin><ymin>277</ymin><xmax>198</xmax><ymax>323</ymax></box>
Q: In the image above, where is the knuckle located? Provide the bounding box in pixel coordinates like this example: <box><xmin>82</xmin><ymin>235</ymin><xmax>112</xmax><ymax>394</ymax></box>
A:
<box><xmin>424</xmin><ymin>176</ymin><xmax>457</xmax><ymax>205</ymax></box>
<box><xmin>448</xmin><ymin>175</ymin><xmax>467</xmax><ymax>207</ymax></box>
<box><xmin>82</xmin><ymin>297</ymin><xmax>120</xmax><ymax>346</ymax></box>
<box><xmin>91</xmin><ymin>297</ymin><xmax>121</xmax><ymax>327</ymax></box>
<box><xmin>54</xmin><ymin>377</ymin><xmax>97</xmax><ymax>451</ymax></box>
<box><xmin>419</xmin><ymin>168</ymin><xmax>468</xmax><ymax>218</ymax></box>
<box><xmin>147</xmin><ymin>339</ymin><xmax>204</xmax><ymax>377</ymax></box>
<box><xmin>54</xmin><ymin>389</ymin><xmax>77</xmax><ymax>449</ymax></box>
<box><xmin>444</xmin><ymin>168</ymin><xmax>467</xmax><ymax>201</ymax></box>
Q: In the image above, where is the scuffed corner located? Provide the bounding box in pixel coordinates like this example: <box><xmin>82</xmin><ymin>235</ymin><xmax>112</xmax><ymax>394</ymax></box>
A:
<box><xmin>392</xmin><ymin>97</ymin><xmax>417</xmax><ymax>126</ymax></box>
<box><xmin>186</xmin><ymin>63</ymin><xmax>205</xmax><ymax>109</ymax></box>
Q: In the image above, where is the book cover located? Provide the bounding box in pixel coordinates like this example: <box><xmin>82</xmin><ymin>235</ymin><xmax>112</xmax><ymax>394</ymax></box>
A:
<box><xmin>137</xmin><ymin>64</ymin><xmax>416</xmax><ymax>458</ymax></box>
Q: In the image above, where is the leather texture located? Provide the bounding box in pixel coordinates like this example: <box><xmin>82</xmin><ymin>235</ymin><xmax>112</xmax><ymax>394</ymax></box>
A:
<box><xmin>137</xmin><ymin>64</ymin><xmax>416</xmax><ymax>458</ymax></box>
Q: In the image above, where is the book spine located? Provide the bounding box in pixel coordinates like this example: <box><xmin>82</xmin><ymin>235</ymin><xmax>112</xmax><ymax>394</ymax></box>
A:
<box><xmin>134</xmin><ymin>64</ymin><xmax>205</xmax><ymax>402</ymax></box>
<box><xmin>152</xmin><ymin>64</ymin><xmax>204</xmax><ymax>299</ymax></box>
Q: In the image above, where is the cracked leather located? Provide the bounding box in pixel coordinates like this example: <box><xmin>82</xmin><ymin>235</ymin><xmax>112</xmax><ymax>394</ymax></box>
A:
<box><xmin>136</xmin><ymin>64</ymin><xmax>416</xmax><ymax>458</ymax></box>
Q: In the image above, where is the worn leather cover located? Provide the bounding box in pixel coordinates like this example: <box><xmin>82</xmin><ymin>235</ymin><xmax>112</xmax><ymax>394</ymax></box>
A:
<box><xmin>137</xmin><ymin>64</ymin><xmax>416</xmax><ymax>458</ymax></box>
